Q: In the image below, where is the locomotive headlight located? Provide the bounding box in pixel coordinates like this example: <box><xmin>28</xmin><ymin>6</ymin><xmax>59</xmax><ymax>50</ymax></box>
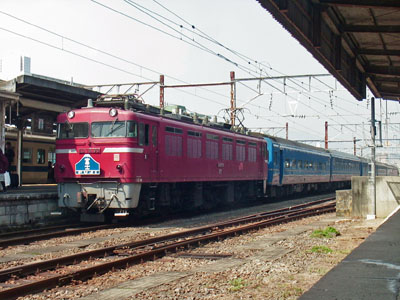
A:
<box><xmin>67</xmin><ymin>111</ymin><xmax>75</xmax><ymax>119</ymax></box>
<box><xmin>109</xmin><ymin>108</ymin><xmax>118</xmax><ymax>117</ymax></box>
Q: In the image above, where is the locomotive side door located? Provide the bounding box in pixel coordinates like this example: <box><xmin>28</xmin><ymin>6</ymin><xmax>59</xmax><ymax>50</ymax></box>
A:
<box><xmin>138</xmin><ymin>121</ymin><xmax>158</xmax><ymax>181</ymax></box>
<box><xmin>150</xmin><ymin>123</ymin><xmax>159</xmax><ymax>180</ymax></box>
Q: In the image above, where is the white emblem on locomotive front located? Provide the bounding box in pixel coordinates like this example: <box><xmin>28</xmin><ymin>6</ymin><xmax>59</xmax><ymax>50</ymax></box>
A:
<box><xmin>75</xmin><ymin>154</ymin><xmax>100</xmax><ymax>175</ymax></box>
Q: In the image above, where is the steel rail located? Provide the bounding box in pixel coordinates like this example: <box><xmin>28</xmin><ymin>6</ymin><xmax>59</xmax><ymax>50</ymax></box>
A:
<box><xmin>0</xmin><ymin>198</ymin><xmax>335</xmax><ymax>282</ymax></box>
<box><xmin>0</xmin><ymin>224</ymin><xmax>117</xmax><ymax>249</ymax></box>
<box><xmin>0</xmin><ymin>201</ymin><xmax>335</xmax><ymax>300</ymax></box>
<box><xmin>0</xmin><ymin>223</ymin><xmax>83</xmax><ymax>239</ymax></box>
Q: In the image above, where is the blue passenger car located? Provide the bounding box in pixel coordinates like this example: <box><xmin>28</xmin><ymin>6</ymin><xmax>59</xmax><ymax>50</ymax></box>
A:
<box><xmin>260</xmin><ymin>133</ymin><xmax>398</xmax><ymax>198</ymax></box>
<box><xmin>329</xmin><ymin>150</ymin><xmax>361</xmax><ymax>182</ymax></box>
<box><xmin>264</xmin><ymin>136</ymin><xmax>330</xmax><ymax>195</ymax></box>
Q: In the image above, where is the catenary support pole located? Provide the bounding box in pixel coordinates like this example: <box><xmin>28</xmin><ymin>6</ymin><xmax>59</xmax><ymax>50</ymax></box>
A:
<box><xmin>230</xmin><ymin>71</ymin><xmax>236</xmax><ymax>126</ymax></box>
<box><xmin>159</xmin><ymin>75</ymin><xmax>164</xmax><ymax>109</ymax></box>
<box><xmin>286</xmin><ymin>122</ymin><xmax>288</xmax><ymax>140</ymax></box>
<box><xmin>368</xmin><ymin>97</ymin><xmax>376</xmax><ymax>219</ymax></box>
<box><xmin>325</xmin><ymin>121</ymin><xmax>328</xmax><ymax>149</ymax></box>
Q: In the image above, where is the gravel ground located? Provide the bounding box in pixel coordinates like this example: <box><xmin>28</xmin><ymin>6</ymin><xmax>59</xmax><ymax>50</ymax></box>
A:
<box><xmin>14</xmin><ymin>211</ymin><xmax>382</xmax><ymax>300</ymax></box>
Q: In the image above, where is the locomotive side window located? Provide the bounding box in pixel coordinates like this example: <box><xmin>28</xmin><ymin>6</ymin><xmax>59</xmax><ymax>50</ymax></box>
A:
<box><xmin>139</xmin><ymin>123</ymin><xmax>149</xmax><ymax>146</ymax></box>
<box><xmin>37</xmin><ymin>149</ymin><xmax>46</xmax><ymax>164</ymax></box>
<box><xmin>57</xmin><ymin>122</ymin><xmax>88</xmax><ymax>139</ymax></box>
<box><xmin>188</xmin><ymin>131</ymin><xmax>201</xmax><ymax>137</ymax></box>
<box><xmin>127</xmin><ymin>121</ymin><xmax>137</xmax><ymax>138</ymax></box>
<box><xmin>152</xmin><ymin>126</ymin><xmax>157</xmax><ymax>146</ymax></box>
<box><xmin>165</xmin><ymin>126</ymin><xmax>183</xmax><ymax>134</ymax></box>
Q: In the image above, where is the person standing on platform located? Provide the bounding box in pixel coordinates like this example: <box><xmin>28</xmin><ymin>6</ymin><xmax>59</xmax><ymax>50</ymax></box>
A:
<box><xmin>0</xmin><ymin>149</ymin><xmax>9</xmax><ymax>192</ymax></box>
<box><xmin>5</xmin><ymin>142</ymin><xmax>14</xmax><ymax>172</ymax></box>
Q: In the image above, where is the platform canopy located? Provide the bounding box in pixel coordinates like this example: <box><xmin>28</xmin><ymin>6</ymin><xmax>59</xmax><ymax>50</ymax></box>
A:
<box><xmin>257</xmin><ymin>0</ymin><xmax>400</xmax><ymax>101</ymax></box>
<box><xmin>0</xmin><ymin>74</ymin><xmax>101</xmax><ymax>117</ymax></box>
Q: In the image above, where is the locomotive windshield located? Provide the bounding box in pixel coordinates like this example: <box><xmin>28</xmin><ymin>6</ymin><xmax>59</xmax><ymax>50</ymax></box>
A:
<box><xmin>91</xmin><ymin>121</ymin><xmax>137</xmax><ymax>138</ymax></box>
<box><xmin>57</xmin><ymin>122</ymin><xmax>88</xmax><ymax>139</ymax></box>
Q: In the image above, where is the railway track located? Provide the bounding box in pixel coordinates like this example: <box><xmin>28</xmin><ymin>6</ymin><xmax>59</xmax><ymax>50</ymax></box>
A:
<box><xmin>0</xmin><ymin>223</ymin><xmax>118</xmax><ymax>249</ymax></box>
<box><xmin>0</xmin><ymin>197</ymin><xmax>335</xmax><ymax>300</ymax></box>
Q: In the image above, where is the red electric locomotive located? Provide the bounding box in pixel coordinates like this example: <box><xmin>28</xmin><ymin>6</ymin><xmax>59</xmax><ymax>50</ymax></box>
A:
<box><xmin>55</xmin><ymin>95</ymin><xmax>268</xmax><ymax>222</ymax></box>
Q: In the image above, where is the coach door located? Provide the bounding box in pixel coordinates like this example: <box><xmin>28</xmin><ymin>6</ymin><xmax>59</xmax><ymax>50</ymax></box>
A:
<box><xmin>279</xmin><ymin>149</ymin><xmax>284</xmax><ymax>186</ymax></box>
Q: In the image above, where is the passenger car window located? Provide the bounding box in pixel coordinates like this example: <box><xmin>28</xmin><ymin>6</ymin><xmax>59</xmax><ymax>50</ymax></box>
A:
<box><xmin>285</xmin><ymin>159</ymin><xmax>290</xmax><ymax>168</ymax></box>
<box><xmin>23</xmin><ymin>148</ymin><xmax>32</xmax><ymax>163</ymax></box>
<box><xmin>37</xmin><ymin>149</ymin><xmax>45</xmax><ymax>164</ymax></box>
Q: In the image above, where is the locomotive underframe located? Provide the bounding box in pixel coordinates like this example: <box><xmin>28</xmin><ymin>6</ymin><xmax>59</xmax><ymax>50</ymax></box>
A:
<box><xmin>58</xmin><ymin>179</ymin><xmax>265</xmax><ymax>222</ymax></box>
<box><xmin>58</xmin><ymin>181</ymin><xmax>142</xmax><ymax>219</ymax></box>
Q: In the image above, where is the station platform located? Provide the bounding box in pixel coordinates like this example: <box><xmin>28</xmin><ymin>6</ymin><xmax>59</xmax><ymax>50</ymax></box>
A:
<box><xmin>300</xmin><ymin>208</ymin><xmax>400</xmax><ymax>300</ymax></box>
<box><xmin>0</xmin><ymin>184</ymin><xmax>57</xmax><ymax>201</ymax></box>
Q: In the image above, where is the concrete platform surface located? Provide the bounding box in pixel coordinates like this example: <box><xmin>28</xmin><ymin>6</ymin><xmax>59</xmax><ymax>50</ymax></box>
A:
<box><xmin>300</xmin><ymin>209</ymin><xmax>400</xmax><ymax>300</ymax></box>
<box><xmin>0</xmin><ymin>184</ymin><xmax>57</xmax><ymax>201</ymax></box>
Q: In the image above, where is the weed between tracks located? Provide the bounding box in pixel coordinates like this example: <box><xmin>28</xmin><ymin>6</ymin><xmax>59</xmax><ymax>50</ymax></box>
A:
<box><xmin>229</xmin><ymin>277</ymin><xmax>246</xmax><ymax>291</ymax></box>
<box><xmin>310</xmin><ymin>245</ymin><xmax>333</xmax><ymax>254</ymax></box>
<box><xmin>311</xmin><ymin>226</ymin><xmax>340</xmax><ymax>238</ymax></box>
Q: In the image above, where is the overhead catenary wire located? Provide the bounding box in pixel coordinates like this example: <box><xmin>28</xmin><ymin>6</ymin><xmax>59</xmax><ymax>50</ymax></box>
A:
<box><xmin>1</xmin><ymin>4</ymin><xmax>397</xmax><ymax>144</ymax></box>
<box><xmin>88</xmin><ymin>1</ymin><xmax>373</xmax><ymax>136</ymax></box>
<box><xmin>0</xmin><ymin>4</ymin><xmax>330</xmax><ymax>137</ymax></box>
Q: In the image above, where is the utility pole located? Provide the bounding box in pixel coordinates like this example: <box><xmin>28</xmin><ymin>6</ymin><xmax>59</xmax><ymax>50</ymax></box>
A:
<box><xmin>386</xmin><ymin>100</ymin><xmax>389</xmax><ymax>146</ymax></box>
<box><xmin>230</xmin><ymin>71</ymin><xmax>236</xmax><ymax>126</ymax></box>
<box><xmin>286</xmin><ymin>122</ymin><xmax>288</xmax><ymax>140</ymax></box>
<box><xmin>368</xmin><ymin>97</ymin><xmax>376</xmax><ymax>219</ymax></box>
<box><xmin>325</xmin><ymin>121</ymin><xmax>328</xmax><ymax>149</ymax></box>
<box><xmin>159</xmin><ymin>75</ymin><xmax>164</xmax><ymax>109</ymax></box>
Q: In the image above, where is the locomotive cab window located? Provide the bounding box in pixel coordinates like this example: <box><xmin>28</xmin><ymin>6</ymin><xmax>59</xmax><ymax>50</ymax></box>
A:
<box><xmin>91</xmin><ymin>121</ymin><xmax>127</xmax><ymax>138</ymax></box>
<box><xmin>57</xmin><ymin>122</ymin><xmax>88</xmax><ymax>139</ymax></box>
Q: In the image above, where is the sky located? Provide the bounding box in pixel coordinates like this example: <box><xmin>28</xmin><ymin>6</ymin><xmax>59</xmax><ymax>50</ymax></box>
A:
<box><xmin>1</xmin><ymin>0</ymin><xmax>399</xmax><ymax>162</ymax></box>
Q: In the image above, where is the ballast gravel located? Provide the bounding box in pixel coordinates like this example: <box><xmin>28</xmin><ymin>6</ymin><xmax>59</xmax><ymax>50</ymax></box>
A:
<box><xmin>13</xmin><ymin>212</ymin><xmax>382</xmax><ymax>300</ymax></box>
